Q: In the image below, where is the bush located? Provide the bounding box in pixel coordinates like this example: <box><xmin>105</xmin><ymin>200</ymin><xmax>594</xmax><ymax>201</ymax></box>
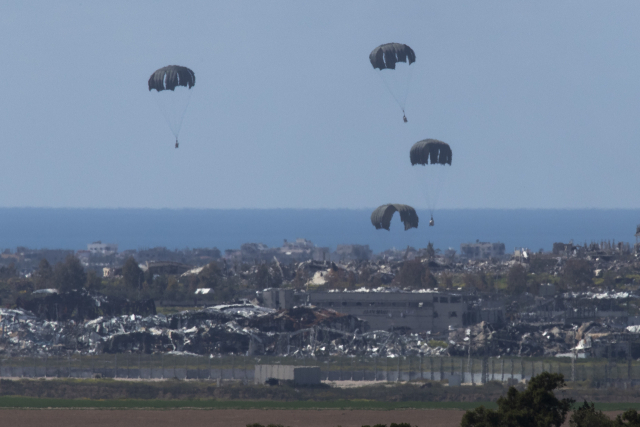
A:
<box><xmin>461</xmin><ymin>372</ymin><xmax>573</xmax><ymax>427</ymax></box>
<box><xmin>570</xmin><ymin>401</ymin><xmax>613</xmax><ymax>427</ymax></box>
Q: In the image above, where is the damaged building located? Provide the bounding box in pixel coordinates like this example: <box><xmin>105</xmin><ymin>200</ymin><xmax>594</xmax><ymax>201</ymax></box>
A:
<box><xmin>259</xmin><ymin>288</ymin><xmax>505</xmax><ymax>333</ymax></box>
<box><xmin>460</xmin><ymin>241</ymin><xmax>506</xmax><ymax>259</ymax></box>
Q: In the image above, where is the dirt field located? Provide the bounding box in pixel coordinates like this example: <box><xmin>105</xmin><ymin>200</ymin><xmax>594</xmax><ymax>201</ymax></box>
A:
<box><xmin>0</xmin><ymin>409</ymin><xmax>623</xmax><ymax>427</ymax></box>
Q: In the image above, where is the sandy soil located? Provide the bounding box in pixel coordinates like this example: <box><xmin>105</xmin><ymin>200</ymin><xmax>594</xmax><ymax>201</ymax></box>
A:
<box><xmin>0</xmin><ymin>409</ymin><xmax>625</xmax><ymax>427</ymax></box>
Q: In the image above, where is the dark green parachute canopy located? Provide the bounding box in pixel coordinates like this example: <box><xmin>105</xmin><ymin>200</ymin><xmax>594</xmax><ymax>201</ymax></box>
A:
<box><xmin>369</xmin><ymin>43</ymin><xmax>416</xmax><ymax>70</ymax></box>
<box><xmin>371</xmin><ymin>204</ymin><xmax>419</xmax><ymax>231</ymax></box>
<box><xmin>148</xmin><ymin>65</ymin><xmax>195</xmax><ymax>92</ymax></box>
<box><xmin>410</xmin><ymin>139</ymin><xmax>452</xmax><ymax>166</ymax></box>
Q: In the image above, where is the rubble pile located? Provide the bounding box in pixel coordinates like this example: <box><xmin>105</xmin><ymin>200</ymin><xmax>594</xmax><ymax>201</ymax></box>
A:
<box><xmin>312</xmin><ymin>330</ymin><xmax>448</xmax><ymax>358</ymax></box>
<box><xmin>0</xmin><ymin>304</ymin><xmax>376</xmax><ymax>357</ymax></box>
<box><xmin>445</xmin><ymin>319</ymin><xmax>640</xmax><ymax>358</ymax></box>
<box><xmin>0</xmin><ymin>303</ymin><xmax>456</xmax><ymax>358</ymax></box>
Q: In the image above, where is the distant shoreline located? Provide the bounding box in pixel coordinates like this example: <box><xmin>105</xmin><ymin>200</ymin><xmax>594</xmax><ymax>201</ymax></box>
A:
<box><xmin>0</xmin><ymin>208</ymin><xmax>637</xmax><ymax>253</ymax></box>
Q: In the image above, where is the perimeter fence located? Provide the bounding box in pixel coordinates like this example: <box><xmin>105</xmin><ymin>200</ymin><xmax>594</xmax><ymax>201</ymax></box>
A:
<box><xmin>1</xmin><ymin>354</ymin><xmax>639</xmax><ymax>388</ymax></box>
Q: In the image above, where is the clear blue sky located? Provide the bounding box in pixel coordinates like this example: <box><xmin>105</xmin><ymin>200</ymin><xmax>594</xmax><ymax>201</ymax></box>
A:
<box><xmin>1</xmin><ymin>1</ymin><xmax>639</xmax><ymax>209</ymax></box>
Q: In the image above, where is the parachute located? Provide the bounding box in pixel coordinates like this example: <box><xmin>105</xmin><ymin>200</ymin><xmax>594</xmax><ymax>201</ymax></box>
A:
<box><xmin>369</xmin><ymin>43</ymin><xmax>416</xmax><ymax>70</ymax></box>
<box><xmin>410</xmin><ymin>139</ymin><xmax>452</xmax><ymax>222</ymax></box>
<box><xmin>410</xmin><ymin>139</ymin><xmax>452</xmax><ymax>166</ymax></box>
<box><xmin>148</xmin><ymin>66</ymin><xmax>195</xmax><ymax>92</ymax></box>
<box><xmin>369</xmin><ymin>43</ymin><xmax>415</xmax><ymax>122</ymax></box>
<box><xmin>371</xmin><ymin>204</ymin><xmax>419</xmax><ymax>231</ymax></box>
<box><xmin>148</xmin><ymin>65</ymin><xmax>195</xmax><ymax>147</ymax></box>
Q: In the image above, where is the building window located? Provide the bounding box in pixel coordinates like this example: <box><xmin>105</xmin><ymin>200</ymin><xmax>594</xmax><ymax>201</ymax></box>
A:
<box><xmin>449</xmin><ymin>311</ymin><xmax>457</xmax><ymax>317</ymax></box>
<box><xmin>433</xmin><ymin>311</ymin><xmax>439</xmax><ymax>318</ymax></box>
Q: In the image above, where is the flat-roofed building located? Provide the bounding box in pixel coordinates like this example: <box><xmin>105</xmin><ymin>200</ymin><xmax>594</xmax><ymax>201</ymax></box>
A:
<box><xmin>88</xmin><ymin>241</ymin><xmax>118</xmax><ymax>256</ymax></box>
<box><xmin>460</xmin><ymin>241</ymin><xmax>505</xmax><ymax>259</ymax></box>
<box><xmin>259</xmin><ymin>289</ymin><xmax>503</xmax><ymax>333</ymax></box>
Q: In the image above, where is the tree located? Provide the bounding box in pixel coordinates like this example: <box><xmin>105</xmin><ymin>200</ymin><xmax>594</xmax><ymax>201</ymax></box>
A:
<box><xmin>394</xmin><ymin>259</ymin><xmax>425</xmax><ymax>288</ymax></box>
<box><xmin>464</xmin><ymin>272</ymin><xmax>493</xmax><ymax>292</ymax></box>
<box><xmin>122</xmin><ymin>256</ymin><xmax>144</xmax><ymax>289</ymax></box>
<box><xmin>425</xmin><ymin>242</ymin><xmax>436</xmax><ymax>260</ymax></box>
<box><xmin>616</xmin><ymin>410</ymin><xmax>640</xmax><ymax>427</ymax></box>
<box><xmin>563</xmin><ymin>259</ymin><xmax>593</xmax><ymax>289</ymax></box>
<box><xmin>144</xmin><ymin>268</ymin><xmax>154</xmax><ymax>287</ymax></box>
<box><xmin>255</xmin><ymin>264</ymin><xmax>272</xmax><ymax>289</ymax></box>
<box><xmin>570</xmin><ymin>401</ymin><xmax>613</xmax><ymax>427</ymax></box>
<box><xmin>85</xmin><ymin>270</ymin><xmax>102</xmax><ymax>292</ymax></box>
<box><xmin>53</xmin><ymin>256</ymin><xmax>87</xmax><ymax>292</ymax></box>
<box><xmin>439</xmin><ymin>272</ymin><xmax>454</xmax><ymax>289</ymax></box>
<box><xmin>0</xmin><ymin>263</ymin><xmax>16</xmax><ymax>280</ymax></box>
<box><xmin>34</xmin><ymin>258</ymin><xmax>53</xmax><ymax>289</ymax></box>
<box><xmin>164</xmin><ymin>276</ymin><xmax>186</xmax><ymax>302</ymax></box>
<box><xmin>602</xmin><ymin>271</ymin><xmax>616</xmax><ymax>289</ymax></box>
<box><xmin>461</xmin><ymin>372</ymin><xmax>574</xmax><ymax>427</ymax></box>
<box><xmin>507</xmin><ymin>264</ymin><xmax>528</xmax><ymax>295</ymax></box>
<box><xmin>423</xmin><ymin>268</ymin><xmax>438</xmax><ymax>288</ymax></box>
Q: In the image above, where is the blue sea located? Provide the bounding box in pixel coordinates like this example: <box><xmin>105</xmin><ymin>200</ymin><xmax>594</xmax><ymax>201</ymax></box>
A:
<box><xmin>0</xmin><ymin>208</ymin><xmax>638</xmax><ymax>254</ymax></box>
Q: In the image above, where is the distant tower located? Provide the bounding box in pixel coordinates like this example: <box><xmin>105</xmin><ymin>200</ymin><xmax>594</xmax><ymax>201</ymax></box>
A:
<box><xmin>635</xmin><ymin>225</ymin><xmax>640</xmax><ymax>254</ymax></box>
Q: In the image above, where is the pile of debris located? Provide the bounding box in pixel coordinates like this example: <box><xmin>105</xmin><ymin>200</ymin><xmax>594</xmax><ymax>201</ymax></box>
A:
<box><xmin>312</xmin><ymin>330</ymin><xmax>448</xmax><ymax>358</ymax></box>
<box><xmin>0</xmin><ymin>302</ymin><xmax>453</xmax><ymax>358</ymax></box>
<box><xmin>446</xmin><ymin>319</ymin><xmax>640</xmax><ymax>358</ymax></box>
<box><xmin>0</xmin><ymin>303</ymin><xmax>374</xmax><ymax>357</ymax></box>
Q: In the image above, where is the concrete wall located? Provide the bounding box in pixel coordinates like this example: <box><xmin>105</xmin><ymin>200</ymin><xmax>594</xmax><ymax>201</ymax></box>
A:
<box><xmin>262</xmin><ymin>289</ymin><xmax>295</xmax><ymax>310</ymax></box>
<box><xmin>254</xmin><ymin>365</ymin><xmax>321</xmax><ymax>385</ymax></box>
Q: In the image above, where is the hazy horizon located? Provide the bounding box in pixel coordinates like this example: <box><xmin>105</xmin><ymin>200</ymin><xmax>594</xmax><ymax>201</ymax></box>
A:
<box><xmin>0</xmin><ymin>207</ymin><xmax>637</xmax><ymax>254</ymax></box>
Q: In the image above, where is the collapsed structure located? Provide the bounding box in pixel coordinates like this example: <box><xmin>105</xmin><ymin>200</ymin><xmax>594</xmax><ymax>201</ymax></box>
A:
<box><xmin>0</xmin><ymin>301</ymin><xmax>373</xmax><ymax>357</ymax></box>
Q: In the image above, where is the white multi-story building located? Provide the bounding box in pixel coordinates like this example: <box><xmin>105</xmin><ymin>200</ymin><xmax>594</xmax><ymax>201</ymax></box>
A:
<box><xmin>460</xmin><ymin>240</ymin><xmax>505</xmax><ymax>259</ymax></box>
<box><xmin>87</xmin><ymin>241</ymin><xmax>118</xmax><ymax>256</ymax></box>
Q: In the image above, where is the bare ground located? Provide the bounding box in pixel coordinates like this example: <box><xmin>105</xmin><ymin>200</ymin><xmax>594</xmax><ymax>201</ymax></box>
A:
<box><xmin>0</xmin><ymin>409</ymin><xmax>624</xmax><ymax>427</ymax></box>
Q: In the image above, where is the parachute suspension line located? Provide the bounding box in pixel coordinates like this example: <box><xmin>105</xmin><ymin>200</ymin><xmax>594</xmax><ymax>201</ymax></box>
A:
<box><xmin>377</xmin><ymin>64</ymin><xmax>414</xmax><ymax>121</ymax></box>
<box><xmin>412</xmin><ymin>163</ymin><xmax>447</xmax><ymax>220</ymax></box>
<box><xmin>428</xmin><ymin>167</ymin><xmax>445</xmax><ymax>218</ymax></box>
<box><xmin>399</xmin><ymin>65</ymin><xmax>414</xmax><ymax>111</ymax></box>
<box><xmin>378</xmin><ymin>73</ymin><xmax>405</xmax><ymax>114</ymax></box>
<box><xmin>152</xmin><ymin>87</ymin><xmax>193</xmax><ymax>141</ymax></box>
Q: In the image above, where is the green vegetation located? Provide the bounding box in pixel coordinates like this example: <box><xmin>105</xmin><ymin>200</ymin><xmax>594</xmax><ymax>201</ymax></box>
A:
<box><xmin>428</xmin><ymin>340</ymin><xmax>448</xmax><ymax>348</ymax></box>
<box><xmin>0</xmin><ymin>396</ymin><xmax>495</xmax><ymax>410</ymax></box>
<box><xmin>461</xmin><ymin>373</ymin><xmax>573</xmax><ymax>427</ymax></box>
<box><xmin>0</xmin><ymin>395</ymin><xmax>639</xmax><ymax>411</ymax></box>
<box><xmin>461</xmin><ymin>373</ymin><xmax>640</xmax><ymax>427</ymax></box>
